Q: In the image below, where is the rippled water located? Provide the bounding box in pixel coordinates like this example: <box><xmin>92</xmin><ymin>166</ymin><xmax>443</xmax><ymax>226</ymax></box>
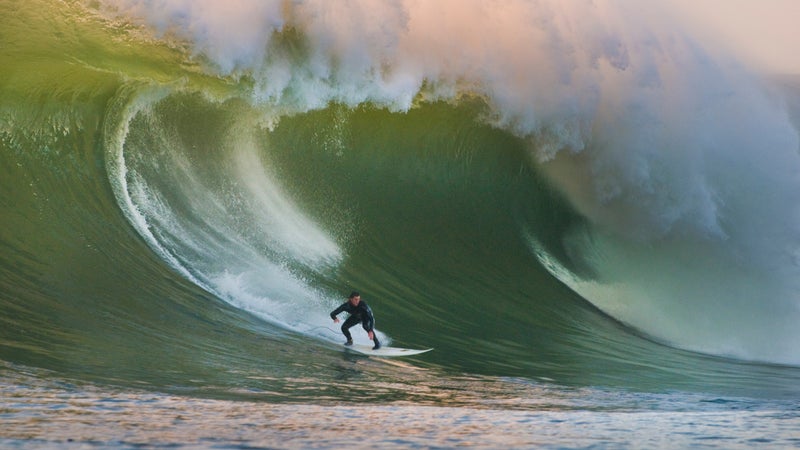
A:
<box><xmin>3</xmin><ymin>363</ymin><xmax>799</xmax><ymax>449</ymax></box>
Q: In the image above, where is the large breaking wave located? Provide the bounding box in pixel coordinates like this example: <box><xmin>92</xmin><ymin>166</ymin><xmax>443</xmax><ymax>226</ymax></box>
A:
<box><xmin>94</xmin><ymin>0</ymin><xmax>800</xmax><ymax>364</ymax></box>
<box><xmin>2</xmin><ymin>0</ymin><xmax>800</xmax><ymax>401</ymax></box>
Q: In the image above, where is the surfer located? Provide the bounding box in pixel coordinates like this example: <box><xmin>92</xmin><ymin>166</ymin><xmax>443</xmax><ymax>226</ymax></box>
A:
<box><xmin>330</xmin><ymin>291</ymin><xmax>381</xmax><ymax>350</ymax></box>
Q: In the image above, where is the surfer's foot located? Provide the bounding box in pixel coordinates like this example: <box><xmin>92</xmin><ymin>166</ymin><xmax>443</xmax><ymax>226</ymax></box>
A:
<box><xmin>372</xmin><ymin>343</ymin><xmax>381</xmax><ymax>350</ymax></box>
<box><xmin>344</xmin><ymin>339</ymin><xmax>353</xmax><ymax>346</ymax></box>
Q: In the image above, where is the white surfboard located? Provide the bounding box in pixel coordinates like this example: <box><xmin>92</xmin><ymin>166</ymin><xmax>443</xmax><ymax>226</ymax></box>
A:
<box><xmin>345</xmin><ymin>343</ymin><xmax>433</xmax><ymax>357</ymax></box>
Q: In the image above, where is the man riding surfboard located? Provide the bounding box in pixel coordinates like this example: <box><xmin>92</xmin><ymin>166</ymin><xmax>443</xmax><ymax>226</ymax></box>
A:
<box><xmin>330</xmin><ymin>291</ymin><xmax>381</xmax><ymax>350</ymax></box>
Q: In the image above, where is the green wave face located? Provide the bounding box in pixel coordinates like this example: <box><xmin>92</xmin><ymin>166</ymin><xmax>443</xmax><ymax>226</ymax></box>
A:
<box><xmin>3</xmin><ymin>0</ymin><xmax>800</xmax><ymax>401</ymax></box>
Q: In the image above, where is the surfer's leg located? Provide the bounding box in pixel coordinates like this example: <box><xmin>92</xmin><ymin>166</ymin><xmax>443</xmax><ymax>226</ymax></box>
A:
<box><xmin>362</xmin><ymin>322</ymin><xmax>381</xmax><ymax>349</ymax></box>
<box><xmin>341</xmin><ymin>316</ymin><xmax>359</xmax><ymax>344</ymax></box>
<box><xmin>372</xmin><ymin>334</ymin><xmax>381</xmax><ymax>350</ymax></box>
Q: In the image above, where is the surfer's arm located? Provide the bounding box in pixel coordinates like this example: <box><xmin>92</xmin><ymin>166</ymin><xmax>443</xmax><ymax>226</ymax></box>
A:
<box><xmin>364</xmin><ymin>307</ymin><xmax>375</xmax><ymax>340</ymax></box>
<box><xmin>362</xmin><ymin>304</ymin><xmax>375</xmax><ymax>331</ymax></box>
<box><xmin>330</xmin><ymin>303</ymin><xmax>347</xmax><ymax>321</ymax></box>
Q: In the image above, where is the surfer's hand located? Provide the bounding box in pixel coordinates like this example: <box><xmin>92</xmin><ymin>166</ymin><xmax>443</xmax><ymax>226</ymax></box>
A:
<box><xmin>368</xmin><ymin>331</ymin><xmax>374</xmax><ymax>340</ymax></box>
<box><xmin>333</xmin><ymin>317</ymin><xmax>340</xmax><ymax>323</ymax></box>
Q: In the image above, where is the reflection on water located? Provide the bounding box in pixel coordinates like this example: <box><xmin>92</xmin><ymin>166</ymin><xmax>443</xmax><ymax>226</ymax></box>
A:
<box><xmin>2</xmin><ymin>362</ymin><xmax>799</xmax><ymax>449</ymax></box>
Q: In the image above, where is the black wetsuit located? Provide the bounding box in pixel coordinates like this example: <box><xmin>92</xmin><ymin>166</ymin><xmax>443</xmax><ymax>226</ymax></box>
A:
<box><xmin>330</xmin><ymin>300</ymin><xmax>380</xmax><ymax>348</ymax></box>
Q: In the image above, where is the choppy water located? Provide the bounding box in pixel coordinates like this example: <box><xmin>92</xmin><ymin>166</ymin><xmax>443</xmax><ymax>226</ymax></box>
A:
<box><xmin>3</xmin><ymin>362</ymin><xmax>800</xmax><ymax>449</ymax></box>
<box><xmin>3</xmin><ymin>0</ymin><xmax>800</xmax><ymax>447</ymax></box>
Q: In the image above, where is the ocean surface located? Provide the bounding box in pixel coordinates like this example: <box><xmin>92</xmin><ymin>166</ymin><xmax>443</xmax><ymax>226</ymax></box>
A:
<box><xmin>2</xmin><ymin>0</ymin><xmax>800</xmax><ymax>448</ymax></box>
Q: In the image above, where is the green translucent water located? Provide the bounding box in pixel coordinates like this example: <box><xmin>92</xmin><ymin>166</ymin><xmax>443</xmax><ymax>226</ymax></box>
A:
<box><xmin>2</xmin><ymin>1</ymin><xmax>800</xmax><ymax>447</ymax></box>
